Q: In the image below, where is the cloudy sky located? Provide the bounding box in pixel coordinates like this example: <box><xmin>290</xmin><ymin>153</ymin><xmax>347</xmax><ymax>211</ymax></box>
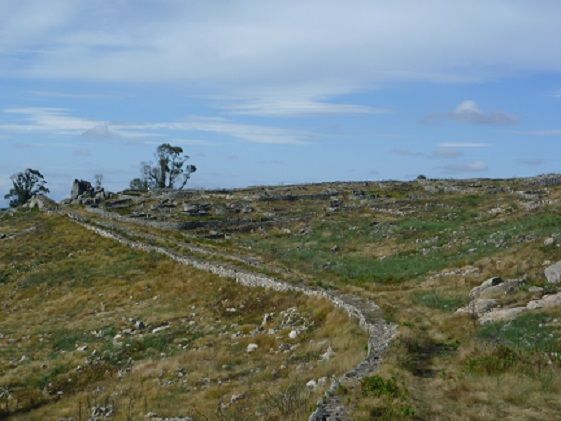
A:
<box><xmin>1</xmin><ymin>1</ymin><xmax>561</xmax><ymax>204</ymax></box>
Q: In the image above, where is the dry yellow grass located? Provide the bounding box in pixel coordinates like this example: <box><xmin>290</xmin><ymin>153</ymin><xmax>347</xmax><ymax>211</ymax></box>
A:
<box><xmin>0</xmin><ymin>211</ymin><xmax>366</xmax><ymax>419</ymax></box>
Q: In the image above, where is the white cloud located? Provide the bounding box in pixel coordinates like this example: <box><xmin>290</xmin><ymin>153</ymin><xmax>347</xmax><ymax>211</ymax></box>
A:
<box><xmin>393</xmin><ymin>149</ymin><xmax>426</xmax><ymax>157</ymax></box>
<box><xmin>427</xmin><ymin>100</ymin><xmax>517</xmax><ymax>125</ymax></box>
<box><xmin>82</xmin><ymin>124</ymin><xmax>122</xmax><ymax>139</ymax></box>
<box><xmin>221</xmin><ymin>97</ymin><xmax>390</xmax><ymax>116</ymax></box>
<box><xmin>514</xmin><ymin>129</ymin><xmax>561</xmax><ymax>136</ymax></box>
<box><xmin>517</xmin><ymin>158</ymin><xmax>545</xmax><ymax>166</ymax></box>
<box><xmin>2</xmin><ymin>1</ymin><xmax>561</xmax><ymax>97</ymax></box>
<box><xmin>433</xmin><ymin>147</ymin><xmax>463</xmax><ymax>158</ymax></box>
<box><xmin>438</xmin><ymin>142</ymin><xmax>490</xmax><ymax>148</ymax></box>
<box><xmin>0</xmin><ymin>107</ymin><xmax>310</xmax><ymax>144</ymax></box>
<box><xmin>439</xmin><ymin>160</ymin><xmax>488</xmax><ymax>173</ymax></box>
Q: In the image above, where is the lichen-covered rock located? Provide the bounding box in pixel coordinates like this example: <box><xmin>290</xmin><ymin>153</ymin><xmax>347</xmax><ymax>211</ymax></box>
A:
<box><xmin>479</xmin><ymin>307</ymin><xmax>527</xmax><ymax>324</ymax></box>
<box><xmin>527</xmin><ymin>292</ymin><xmax>561</xmax><ymax>310</ymax></box>
<box><xmin>545</xmin><ymin>261</ymin><xmax>561</xmax><ymax>284</ymax></box>
<box><xmin>469</xmin><ymin>277</ymin><xmax>503</xmax><ymax>299</ymax></box>
<box><xmin>456</xmin><ymin>298</ymin><xmax>498</xmax><ymax>317</ymax></box>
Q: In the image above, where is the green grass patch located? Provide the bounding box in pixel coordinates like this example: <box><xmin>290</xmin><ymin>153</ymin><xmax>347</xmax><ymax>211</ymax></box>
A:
<box><xmin>362</xmin><ymin>375</ymin><xmax>403</xmax><ymax>398</ymax></box>
<box><xmin>477</xmin><ymin>312</ymin><xmax>561</xmax><ymax>352</ymax></box>
<box><xmin>411</xmin><ymin>291</ymin><xmax>468</xmax><ymax>312</ymax></box>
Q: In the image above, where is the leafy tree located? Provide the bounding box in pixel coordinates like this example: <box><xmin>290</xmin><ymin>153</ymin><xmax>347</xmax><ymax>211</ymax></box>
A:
<box><xmin>129</xmin><ymin>177</ymin><xmax>149</xmax><ymax>191</ymax></box>
<box><xmin>137</xmin><ymin>143</ymin><xmax>197</xmax><ymax>190</ymax></box>
<box><xmin>4</xmin><ymin>169</ymin><xmax>50</xmax><ymax>207</ymax></box>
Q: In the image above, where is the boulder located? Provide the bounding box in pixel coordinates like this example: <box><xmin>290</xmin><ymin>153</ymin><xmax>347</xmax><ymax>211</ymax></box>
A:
<box><xmin>479</xmin><ymin>307</ymin><xmax>527</xmax><ymax>324</ymax></box>
<box><xmin>477</xmin><ymin>279</ymin><xmax>525</xmax><ymax>299</ymax></box>
<box><xmin>71</xmin><ymin>179</ymin><xmax>94</xmax><ymax>200</ymax></box>
<box><xmin>527</xmin><ymin>292</ymin><xmax>561</xmax><ymax>310</ymax></box>
<box><xmin>24</xmin><ymin>195</ymin><xmax>57</xmax><ymax>210</ymax></box>
<box><xmin>469</xmin><ymin>277</ymin><xmax>503</xmax><ymax>299</ymax></box>
<box><xmin>456</xmin><ymin>298</ymin><xmax>498</xmax><ymax>317</ymax></box>
<box><xmin>545</xmin><ymin>261</ymin><xmax>561</xmax><ymax>284</ymax></box>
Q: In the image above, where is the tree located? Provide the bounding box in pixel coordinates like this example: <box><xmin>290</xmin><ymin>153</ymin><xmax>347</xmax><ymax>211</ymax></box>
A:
<box><xmin>4</xmin><ymin>169</ymin><xmax>50</xmax><ymax>208</ymax></box>
<box><xmin>136</xmin><ymin>143</ymin><xmax>197</xmax><ymax>190</ymax></box>
<box><xmin>94</xmin><ymin>174</ymin><xmax>104</xmax><ymax>190</ymax></box>
<box><xmin>129</xmin><ymin>177</ymin><xmax>149</xmax><ymax>191</ymax></box>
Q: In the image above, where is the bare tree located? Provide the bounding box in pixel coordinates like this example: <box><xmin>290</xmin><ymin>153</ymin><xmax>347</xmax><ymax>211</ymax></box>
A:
<box><xmin>94</xmin><ymin>174</ymin><xmax>104</xmax><ymax>190</ymax></box>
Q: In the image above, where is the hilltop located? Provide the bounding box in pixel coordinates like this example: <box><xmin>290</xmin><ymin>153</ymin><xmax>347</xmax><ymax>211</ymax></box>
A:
<box><xmin>1</xmin><ymin>174</ymin><xmax>561</xmax><ymax>419</ymax></box>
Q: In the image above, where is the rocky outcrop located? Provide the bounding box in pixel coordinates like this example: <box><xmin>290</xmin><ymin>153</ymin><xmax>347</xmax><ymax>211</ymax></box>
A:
<box><xmin>71</xmin><ymin>179</ymin><xmax>94</xmax><ymax>200</ymax></box>
<box><xmin>456</xmin><ymin>298</ymin><xmax>499</xmax><ymax>317</ymax></box>
<box><xmin>22</xmin><ymin>194</ymin><xmax>58</xmax><ymax>210</ymax></box>
<box><xmin>67</xmin><ymin>179</ymin><xmax>113</xmax><ymax>206</ymax></box>
<box><xmin>479</xmin><ymin>307</ymin><xmax>527</xmax><ymax>324</ymax></box>
<box><xmin>460</xmin><ymin>276</ymin><xmax>561</xmax><ymax>324</ymax></box>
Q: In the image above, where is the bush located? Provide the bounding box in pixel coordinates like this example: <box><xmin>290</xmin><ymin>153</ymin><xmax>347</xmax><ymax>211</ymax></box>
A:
<box><xmin>362</xmin><ymin>375</ymin><xmax>402</xmax><ymax>398</ymax></box>
<box><xmin>465</xmin><ymin>345</ymin><xmax>518</xmax><ymax>375</ymax></box>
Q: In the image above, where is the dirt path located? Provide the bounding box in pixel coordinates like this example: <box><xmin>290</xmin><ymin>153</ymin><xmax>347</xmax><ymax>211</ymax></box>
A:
<box><xmin>64</xmin><ymin>210</ymin><xmax>397</xmax><ymax>420</ymax></box>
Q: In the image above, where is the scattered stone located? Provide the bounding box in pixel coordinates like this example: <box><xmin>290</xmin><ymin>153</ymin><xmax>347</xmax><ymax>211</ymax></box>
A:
<box><xmin>306</xmin><ymin>379</ymin><xmax>317</xmax><ymax>389</ymax></box>
<box><xmin>91</xmin><ymin>404</ymin><xmax>113</xmax><ymax>419</ymax></box>
<box><xmin>152</xmin><ymin>325</ymin><xmax>170</xmax><ymax>334</ymax></box>
<box><xmin>288</xmin><ymin>330</ymin><xmax>298</xmax><ymax>339</ymax></box>
<box><xmin>544</xmin><ymin>237</ymin><xmax>555</xmax><ymax>246</ymax></box>
<box><xmin>230</xmin><ymin>393</ymin><xmax>244</xmax><ymax>404</ymax></box>
<box><xmin>528</xmin><ymin>286</ymin><xmax>544</xmax><ymax>294</ymax></box>
<box><xmin>247</xmin><ymin>343</ymin><xmax>258</xmax><ymax>353</ymax></box>
<box><xmin>320</xmin><ymin>346</ymin><xmax>335</xmax><ymax>361</ymax></box>
<box><xmin>261</xmin><ymin>313</ymin><xmax>273</xmax><ymax>327</ymax></box>
<box><xmin>183</xmin><ymin>203</ymin><xmax>211</xmax><ymax>216</ymax></box>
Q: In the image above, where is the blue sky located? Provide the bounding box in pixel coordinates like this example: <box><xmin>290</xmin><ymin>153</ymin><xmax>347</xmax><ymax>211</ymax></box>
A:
<box><xmin>1</xmin><ymin>1</ymin><xmax>561</xmax><ymax>205</ymax></box>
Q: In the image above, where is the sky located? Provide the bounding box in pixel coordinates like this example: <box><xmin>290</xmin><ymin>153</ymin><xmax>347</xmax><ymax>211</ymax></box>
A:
<box><xmin>1</xmin><ymin>1</ymin><xmax>561</xmax><ymax>205</ymax></box>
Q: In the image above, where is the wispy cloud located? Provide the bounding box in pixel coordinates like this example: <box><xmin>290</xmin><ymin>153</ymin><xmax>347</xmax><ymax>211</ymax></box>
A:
<box><xmin>0</xmin><ymin>108</ymin><xmax>311</xmax><ymax>144</ymax></box>
<box><xmin>513</xmin><ymin>129</ymin><xmax>561</xmax><ymax>136</ymax></box>
<box><xmin>256</xmin><ymin>159</ymin><xmax>286</xmax><ymax>165</ymax></box>
<box><xmin>3</xmin><ymin>1</ymin><xmax>561</xmax><ymax>97</ymax></box>
<box><xmin>517</xmin><ymin>158</ymin><xmax>545</xmax><ymax>166</ymax></box>
<box><xmin>425</xmin><ymin>100</ymin><xmax>517</xmax><ymax>125</ymax></box>
<box><xmin>28</xmin><ymin>90</ymin><xmax>118</xmax><ymax>100</ymax></box>
<box><xmin>438</xmin><ymin>160</ymin><xmax>488</xmax><ymax>174</ymax></box>
<box><xmin>393</xmin><ymin>149</ymin><xmax>425</xmax><ymax>157</ymax></box>
<box><xmin>433</xmin><ymin>147</ymin><xmax>463</xmax><ymax>158</ymax></box>
<box><xmin>221</xmin><ymin>97</ymin><xmax>390</xmax><ymax>117</ymax></box>
<box><xmin>438</xmin><ymin>142</ymin><xmax>490</xmax><ymax>148</ymax></box>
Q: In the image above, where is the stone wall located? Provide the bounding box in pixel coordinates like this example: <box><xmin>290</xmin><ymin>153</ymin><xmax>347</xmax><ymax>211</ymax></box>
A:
<box><xmin>65</xmin><ymin>212</ymin><xmax>396</xmax><ymax>420</ymax></box>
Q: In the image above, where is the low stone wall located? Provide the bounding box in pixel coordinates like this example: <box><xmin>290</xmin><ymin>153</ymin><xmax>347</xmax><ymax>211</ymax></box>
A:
<box><xmin>65</xmin><ymin>212</ymin><xmax>397</xmax><ymax>420</ymax></box>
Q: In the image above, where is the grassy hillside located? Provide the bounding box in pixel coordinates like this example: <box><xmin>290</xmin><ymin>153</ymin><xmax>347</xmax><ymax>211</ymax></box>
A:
<box><xmin>0</xmin><ymin>212</ymin><xmax>365</xmax><ymax>420</ymax></box>
<box><xmin>70</xmin><ymin>175</ymin><xmax>561</xmax><ymax>419</ymax></box>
